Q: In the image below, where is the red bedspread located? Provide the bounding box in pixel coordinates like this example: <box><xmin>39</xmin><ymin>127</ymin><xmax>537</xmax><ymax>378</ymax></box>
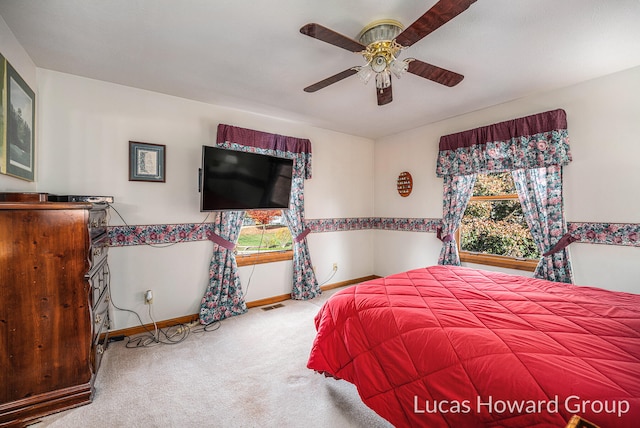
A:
<box><xmin>307</xmin><ymin>265</ymin><xmax>640</xmax><ymax>427</ymax></box>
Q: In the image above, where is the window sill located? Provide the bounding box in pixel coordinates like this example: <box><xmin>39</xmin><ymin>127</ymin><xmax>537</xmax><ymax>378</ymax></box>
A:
<box><xmin>236</xmin><ymin>250</ymin><xmax>293</xmax><ymax>267</ymax></box>
<box><xmin>460</xmin><ymin>252</ymin><xmax>538</xmax><ymax>272</ymax></box>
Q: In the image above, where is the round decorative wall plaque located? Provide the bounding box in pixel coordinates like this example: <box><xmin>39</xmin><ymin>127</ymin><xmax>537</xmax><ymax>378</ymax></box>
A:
<box><xmin>397</xmin><ymin>171</ymin><xmax>413</xmax><ymax>197</ymax></box>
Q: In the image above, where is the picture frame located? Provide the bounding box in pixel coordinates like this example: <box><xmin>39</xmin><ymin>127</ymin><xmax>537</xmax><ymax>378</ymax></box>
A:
<box><xmin>129</xmin><ymin>141</ymin><xmax>166</xmax><ymax>182</ymax></box>
<box><xmin>4</xmin><ymin>60</ymin><xmax>35</xmax><ymax>181</ymax></box>
<box><xmin>0</xmin><ymin>53</ymin><xmax>6</xmax><ymax>175</ymax></box>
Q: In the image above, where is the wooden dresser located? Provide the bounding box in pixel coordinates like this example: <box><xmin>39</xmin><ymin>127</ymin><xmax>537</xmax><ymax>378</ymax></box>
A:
<box><xmin>0</xmin><ymin>193</ymin><xmax>111</xmax><ymax>427</ymax></box>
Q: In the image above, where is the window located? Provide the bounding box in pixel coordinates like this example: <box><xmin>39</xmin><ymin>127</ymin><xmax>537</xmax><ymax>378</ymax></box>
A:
<box><xmin>458</xmin><ymin>172</ymin><xmax>539</xmax><ymax>271</ymax></box>
<box><xmin>236</xmin><ymin>210</ymin><xmax>293</xmax><ymax>266</ymax></box>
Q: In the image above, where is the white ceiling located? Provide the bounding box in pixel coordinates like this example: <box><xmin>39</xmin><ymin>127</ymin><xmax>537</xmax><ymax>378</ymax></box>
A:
<box><xmin>1</xmin><ymin>0</ymin><xmax>640</xmax><ymax>140</ymax></box>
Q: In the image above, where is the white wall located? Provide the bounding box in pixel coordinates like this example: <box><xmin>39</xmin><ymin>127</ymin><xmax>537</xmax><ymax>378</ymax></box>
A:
<box><xmin>375</xmin><ymin>65</ymin><xmax>640</xmax><ymax>293</ymax></box>
<box><xmin>305</xmin><ymin>131</ymin><xmax>375</xmax><ymax>288</ymax></box>
<box><xmin>36</xmin><ymin>69</ymin><xmax>375</xmax><ymax>329</ymax></box>
<box><xmin>373</xmin><ymin>118</ymin><xmax>447</xmax><ymax>276</ymax></box>
<box><xmin>0</xmin><ymin>15</ymin><xmax>37</xmax><ymax>192</ymax></box>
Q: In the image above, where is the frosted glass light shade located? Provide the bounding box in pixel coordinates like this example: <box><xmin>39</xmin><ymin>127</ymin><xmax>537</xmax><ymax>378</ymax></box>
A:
<box><xmin>356</xmin><ymin>65</ymin><xmax>374</xmax><ymax>84</ymax></box>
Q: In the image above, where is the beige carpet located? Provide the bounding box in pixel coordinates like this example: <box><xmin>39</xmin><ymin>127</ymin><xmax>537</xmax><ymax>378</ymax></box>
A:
<box><xmin>31</xmin><ymin>288</ymin><xmax>392</xmax><ymax>428</ymax></box>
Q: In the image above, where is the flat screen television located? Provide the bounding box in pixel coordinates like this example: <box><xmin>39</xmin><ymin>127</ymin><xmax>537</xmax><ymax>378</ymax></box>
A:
<box><xmin>199</xmin><ymin>146</ymin><xmax>293</xmax><ymax>211</ymax></box>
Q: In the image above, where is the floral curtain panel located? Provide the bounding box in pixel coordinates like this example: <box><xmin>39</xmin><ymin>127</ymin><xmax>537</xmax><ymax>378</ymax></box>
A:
<box><xmin>435</xmin><ymin>109</ymin><xmax>575</xmax><ymax>283</ymax></box>
<box><xmin>282</xmin><ymin>181</ymin><xmax>321</xmax><ymax>300</ymax></box>
<box><xmin>215</xmin><ymin>124</ymin><xmax>320</xmax><ymax>300</ymax></box>
<box><xmin>512</xmin><ymin>166</ymin><xmax>576</xmax><ymax>283</ymax></box>
<box><xmin>200</xmin><ymin>210</ymin><xmax>247</xmax><ymax>323</ymax></box>
<box><xmin>438</xmin><ymin>174</ymin><xmax>477</xmax><ymax>265</ymax></box>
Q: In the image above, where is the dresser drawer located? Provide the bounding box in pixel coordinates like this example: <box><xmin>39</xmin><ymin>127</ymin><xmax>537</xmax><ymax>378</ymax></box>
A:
<box><xmin>88</xmin><ymin>260</ymin><xmax>110</xmax><ymax>307</ymax></box>
<box><xmin>92</xmin><ymin>288</ymin><xmax>110</xmax><ymax>341</ymax></box>
<box><xmin>89</xmin><ymin>233</ymin><xmax>109</xmax><ymax>272</ymax></box>
<box><xmin>91</xmin><ymin>311</ymin><xmax>110</xmax><ymax>373</ymax></box>
<box><xmin>88</xmin><ymin>208</ymin><xmax>108</xmax><ymax>239</ymax></box>
<box><xmin>91</xmin><ymin>338</ymin><xmax>107</xmax><ymax>374</ymax></box>
<box><xmin>91</xmin><ymin>293</ymin><xmax>110</xmax><ymax>373</ymax></box>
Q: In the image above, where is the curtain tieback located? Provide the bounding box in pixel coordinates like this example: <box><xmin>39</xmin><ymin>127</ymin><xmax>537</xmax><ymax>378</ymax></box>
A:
<box><xmin>207</xmin><ymin>231</ymin><xmax>236</xmax><ymax>251</ymax></box>
<box><xmin>543</xmin><ymin>233</ymin><xmax>580</xmax><ymax>257</ymax></box>
<box><xmin>436</xmin><ymin>227</ymin><xmax>453</xmax><ymax>242</ymax></box>
<box><xmin>293</xmin><ymin>228</ymin><xmax>311</xmax><ymax>243</ymax></box>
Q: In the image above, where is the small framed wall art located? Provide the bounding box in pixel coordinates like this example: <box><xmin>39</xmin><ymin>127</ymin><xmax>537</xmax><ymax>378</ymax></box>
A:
<box><xmin>129</xmin><ymin>141</ymin><xmax>166</xmax><ymax>182</ymax></box>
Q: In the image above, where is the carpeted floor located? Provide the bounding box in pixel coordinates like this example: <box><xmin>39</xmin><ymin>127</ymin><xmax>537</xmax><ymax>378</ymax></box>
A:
<box><xmin>30</xmin><ymin>287</ymin><xmax>392</xmax><ymax>428</ymax></box>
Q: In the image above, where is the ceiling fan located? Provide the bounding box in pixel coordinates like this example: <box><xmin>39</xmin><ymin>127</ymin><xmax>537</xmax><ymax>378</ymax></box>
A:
<box><xmin>300</xmin><ymin>0</ymin><xmax>477</xmax><ymax>106</ymax></box>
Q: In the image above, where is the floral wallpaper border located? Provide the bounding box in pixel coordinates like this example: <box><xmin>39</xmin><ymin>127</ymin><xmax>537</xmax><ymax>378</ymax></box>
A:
<box><xmin>108</xmin><ymin>219</ymin><xmax>640</xmax><ymax>248</ymax></box>
<box><xmin>568</xmin><ymin>222</ymin><xmax>639</xmax><ymax>247</ymax></box>
<box><xmin>305</xmin><ymin>217</ymin><xmax>441</xmax><ymax>233</ymax></box>
<box><xmin>109</xmin><ymin>223</ymin><xmax>214</xmax><ymax>247</ymax></box>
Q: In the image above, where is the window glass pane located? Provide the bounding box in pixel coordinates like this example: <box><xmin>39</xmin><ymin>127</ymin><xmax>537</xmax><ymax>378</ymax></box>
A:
<box><xmin>461</xmin><ymin>199</ymin><xmax>539</xmax><ymax>259</ymax></box>
<box><xmin>462</xmin><ymin>170</ymin><xmax>541</xmax><ymax>261</ymax></box>
<box><xmin>473</xmin><ymin>172</ymin><xmax>516</xmax><ymax>196</ymax></box>
<box><xmin>237</xmin><ymin>210</ymin><xmax>292</xmax><ymax>254</ymax></box>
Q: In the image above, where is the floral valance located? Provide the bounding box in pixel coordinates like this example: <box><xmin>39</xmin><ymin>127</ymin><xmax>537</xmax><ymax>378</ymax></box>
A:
<box><xmin>216</xmin><ymin>124</ymin><xmax>312</xmax><ymax>179</ymax></box>
<box><xmin>436</xmin><ymin>109</ymin><xmax>572</xmax><ymax>177</ymax></box>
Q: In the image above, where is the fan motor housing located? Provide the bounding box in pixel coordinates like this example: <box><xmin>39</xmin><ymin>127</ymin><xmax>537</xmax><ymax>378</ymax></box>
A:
<box><xmin>357</xmin><ymin>19</ymin><xmax>404</xmax><ymax>45</ymax></box>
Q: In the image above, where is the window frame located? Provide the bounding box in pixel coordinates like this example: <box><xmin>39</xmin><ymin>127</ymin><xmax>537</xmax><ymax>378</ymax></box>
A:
<box><xmin>235</xmin><ymin>210</ymin><xmax>293</xmax><ymax>266</ymax></box>
<box><xmin>236</xmin><ymin>249</ymin><xmax>293</xmax><ymax>267</ymax></box>
<box><xmin>457</xmin><ymin>194</ymin><xmax>538</xmax><ymax>272</ymax></box>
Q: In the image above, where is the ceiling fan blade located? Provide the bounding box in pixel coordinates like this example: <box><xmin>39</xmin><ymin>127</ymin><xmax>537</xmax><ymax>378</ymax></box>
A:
<box><xmin>408</xmin><ymin>59</ymin><xmax>464</xmax><ymax>87</ymax></box>
<box><xmin>300</xmin><ymin>23</ymin><xmax>365</xmax><ymax>52</ymax></box>
<box><xmin>377</xmin><ymin>83</ymin><xmax>393</xmax><ymax>106</ymax></box>
<box><xmin>304</xmin><ymin>68</ymin><xmax>358</xmax><ymax>93</ymax></box>
<box><xmin>396</xmin><ymin>0</ymin><xmax>477</xmax><ymax>47</ymax></box>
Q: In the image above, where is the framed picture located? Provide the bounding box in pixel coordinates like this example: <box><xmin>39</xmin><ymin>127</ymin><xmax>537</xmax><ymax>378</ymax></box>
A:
<box><xmin>0</xmin><ymin>53</ymin><xmax>6</xmax><ymax>175</ymax></box>
<box><xmin>129</xmin><ymin>141</ymin><xmax>166</xmax><ymax>182</ymax></box>
<box><xmin>5</xmin><ymin>60</ymin><xmax>35</xmax><ymax>181</ymax></box>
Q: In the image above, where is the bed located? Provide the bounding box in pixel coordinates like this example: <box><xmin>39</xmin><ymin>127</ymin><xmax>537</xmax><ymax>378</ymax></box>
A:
<box><xmin>307</xmin><ymin>265</ymin><xmax>640</xmax><ymax>427</ymax></box>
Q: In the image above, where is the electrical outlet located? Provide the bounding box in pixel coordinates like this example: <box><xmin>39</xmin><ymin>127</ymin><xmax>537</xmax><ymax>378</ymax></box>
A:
<box><xmin>145</xmin><ymin>289</ymin><xmax>153</xmax><ymax>304</ymax></box>
<box><xmin>332</xmin><ymin>262</ymin><xmax>338</xmax><ymax>271</ymax></box>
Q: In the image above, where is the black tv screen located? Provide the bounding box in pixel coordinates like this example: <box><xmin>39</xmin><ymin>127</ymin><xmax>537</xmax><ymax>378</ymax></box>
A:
<box><xmin>200</xmin><ymin>146</ymin><xmax>293</xmax><ymax>211</ymax></box>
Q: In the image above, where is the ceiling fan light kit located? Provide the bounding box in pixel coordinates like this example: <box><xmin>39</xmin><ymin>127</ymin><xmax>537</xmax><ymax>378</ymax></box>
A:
<box><xmin>354</xmin><ymin>20</ymin><xmax>414</xmax><ymax>90</ymax></box>
<box><xmin>300</xmin><ymin>0</ymin><xmax>477</xmax><ymax>105</ymax></box>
